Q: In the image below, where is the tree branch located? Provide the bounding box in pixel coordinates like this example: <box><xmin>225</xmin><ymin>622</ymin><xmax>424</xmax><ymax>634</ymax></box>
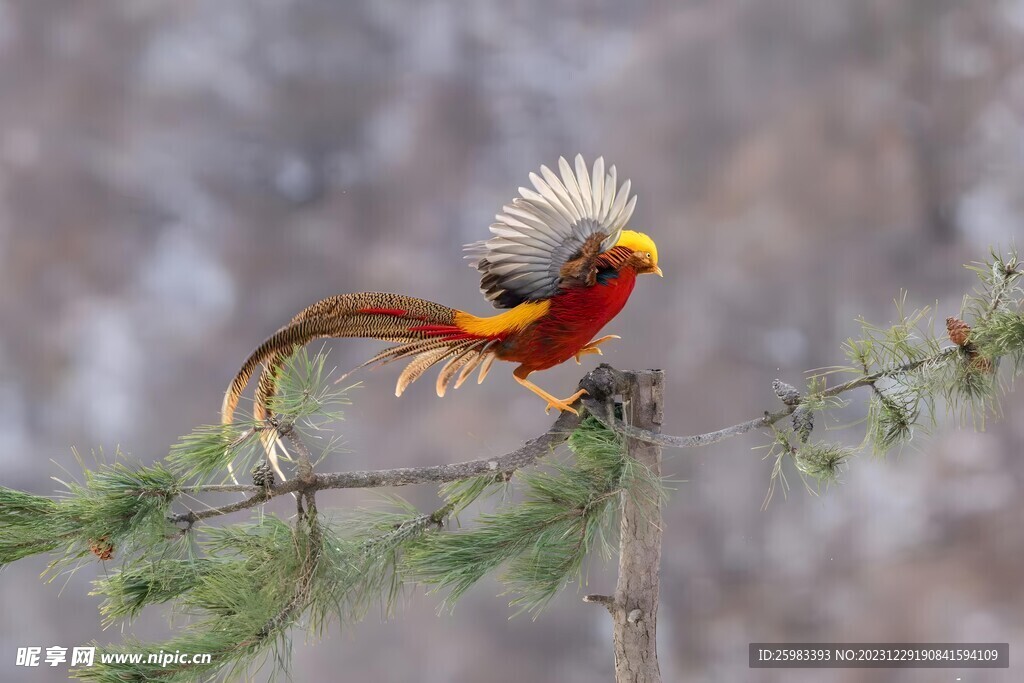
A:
<box><xmin>172</xmin><ymin>489</ymin><xmax>277</xmax><ymax>528</ymax></box>
<box><xmin>584</xmin><ymin>398</ymin><xmax>796</xmax><ymax>449</ymax></box>
<box><xmin>582</xmin><ymin>349</ymin><xmax>959</xmax><ymax>449</ymax></box>
<box><xmin>309</xmin><ymin>408</ymin><xmax>575</xmax><ymax>487</ymax></box>
<box><xmin>169</xmin><ymin>410</ymin><xmax>581</xmax><ymax>526</ymax></box>
<box><xmin>181</xmin><ymin>483</ymin><xmax>257</xmax><ymax>494</ymax></box>
<box><xmin>280</xmin><ymin>423</ymin><xmax>316</xmax><ymax>486</ymax></box>
<box><xmin>583</xmin><ymin>593</ymin><xmax>616</xmax><ymax>612</ymax></box>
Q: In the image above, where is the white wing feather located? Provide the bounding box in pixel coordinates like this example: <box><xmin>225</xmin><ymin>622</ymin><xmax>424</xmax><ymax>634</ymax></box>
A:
<box><xmin>465</xmin><ymin>154</ymin><xmax>637</xmax><ymax>308</ymax></box>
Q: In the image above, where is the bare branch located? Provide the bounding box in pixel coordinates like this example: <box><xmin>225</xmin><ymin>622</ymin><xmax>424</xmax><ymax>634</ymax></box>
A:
<box><xmin>584</xmin><ymin>398</ymin><xmax>795</xmax><ymax>448</ymax></box>
<box><xmin>583</xmin><ymin>594</ymin><xmax>616</xmax><ymax>612</ymax></box>
<box><xmin>585</xmin><ymin>349</ymin><xmax>959</xmax><ymax>449</ymax></box>
<box><xmin>280</xmin><ymin>423</ymin><xmax>316</xmax><ymax>486</ymax></box>
<box><xmin>171</xmin><ymin>488</ymin><xmax>278</xmax><ymax>527</ymax></box>
<box><xmin>169</xmin><ymin>410</ymin><xmax>581</xmax><ymax>526</ymax></box>
<box><xmin>816</xmin><ymin>347</ymin><xmax>957</xmax><ymax>398</ymax></box>
<box><xmin>181</xmin><ymin>483</ymin><xmax>258</xmax><ymax>494</ymax></box>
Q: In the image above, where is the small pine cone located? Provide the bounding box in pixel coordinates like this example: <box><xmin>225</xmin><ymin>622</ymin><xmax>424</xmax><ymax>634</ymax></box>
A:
<box><xmin>946</xmin><ymin>316</ymin><xmax>995</xmax><ymax>372</ymax></box>
<box><xmin>792</xmin><ymin>406</ymin><xmax>814</xmax><ymax>444</ymax></box>
<box><xmin>251</xmin><ymin>461</ymin><xmax>275</xmax><ymax>489</ymax></box>
<box><xmin>89</xmin><ymin>536</ymin><xmax>114</xmax><ymax>561</ymax></box>
<box><xmin>946</xmin><ymin>317</ymin><xmax>972</xmax><ymax>347</ymax></box>
<box><xmin>772</xmin><ymin>379</ymin><xmax>801</xmax><ymax>406</ymax></box>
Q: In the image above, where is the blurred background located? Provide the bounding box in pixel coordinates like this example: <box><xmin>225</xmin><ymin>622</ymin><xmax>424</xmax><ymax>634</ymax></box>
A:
<box><xmin>1</xmin><ymin>1</ymin><xmax>1023</xmax><ymax>681</ymax></box>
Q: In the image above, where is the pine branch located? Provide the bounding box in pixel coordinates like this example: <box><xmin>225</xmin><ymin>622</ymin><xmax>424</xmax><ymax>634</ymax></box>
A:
<box><xmin>76</xmin><ymin>517</ymin><xmax>320</xmax><ymax>682</ymax></box>
<box><xmin>402</xmin><ymin>414</ymin><xmax>641</xmax><ymax>614</ymax></box>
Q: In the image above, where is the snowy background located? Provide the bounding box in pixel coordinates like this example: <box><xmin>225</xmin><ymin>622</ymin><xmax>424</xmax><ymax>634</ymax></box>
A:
<box><xmin>1</xmin><ymin>1</ymin><xmax>1023</xmax><ymax>681</ymax></box>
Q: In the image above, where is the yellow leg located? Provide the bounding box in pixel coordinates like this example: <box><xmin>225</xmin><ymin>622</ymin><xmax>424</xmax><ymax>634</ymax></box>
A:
<box><xmin>574</xmin><ymin>334</ymin><xmax>621</xmax><ymax>364</ymax></box>
<box><xmin>513</xmin><ymin>367</ymin><xmax>588</xmax><ymax>415</ymax></box>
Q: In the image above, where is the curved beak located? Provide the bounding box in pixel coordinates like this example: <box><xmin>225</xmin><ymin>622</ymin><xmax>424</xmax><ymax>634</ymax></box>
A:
<box><xmin>653</xmin><ymin>265</ymin><xmax>663</xmax><ymax>277</ymax></box>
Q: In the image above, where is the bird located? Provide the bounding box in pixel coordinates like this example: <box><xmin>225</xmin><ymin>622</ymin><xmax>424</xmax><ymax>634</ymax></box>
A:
<box><xmin>221</xmin><ymin>154</ymin><xmax>662</xmax><ymax>440</ymax></box>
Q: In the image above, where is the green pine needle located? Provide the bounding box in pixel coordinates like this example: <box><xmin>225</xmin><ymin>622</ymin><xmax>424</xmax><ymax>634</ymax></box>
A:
<box><xmin>440</xmin><ymin>474</ymin><xmax>509</xmax><ymax>515</ymax></box>
<box><xmin>167</xmin><ymin>348</ymin><xmax>352</xmax><ymax>483</ymax></box>
<box><xmin>866</xmin><ymin>389</ymin><xmax>918</xmax><ymax>454</ymax></box>
<box><xmin>167</xmin><ymin>422</ymin><xmax>261</xmax><ymax>483</ymax></box>
<box><xmin>403</xmin><ymin>417</ymin><xmax>653</xmax><ymax>615</ymax></box>
<box><xmin>268</xmin><ymin>346</ymin><xmax>352</xmax><ymax>427</ymax></box>
<box><xmin>2</xmin><ymin>461</ymin><xmax>181</xmax><ymax>572</ymax></box>
<box><xmin>93</xmin><ymin>559</ymin><xmax>211</xmax><ymax>625</ymax></box>
<box><xmin>973</xmin><ymin>311</ymin><xmax>1024</xmax><ymax>374</ymax></box>
<box><xmin>0</xmin><ymin>488</ymin><xmax>65</xmax><ymax>565</ymax></box>
<box><xmin>78</xmin><ymin>517</ymin><xmax>316</xmax><ymax>682</ymax></box>
<box><xmin>794</xmin><ymin>443</ymin><xmax>851</xmax><ymax>486</ymax></box>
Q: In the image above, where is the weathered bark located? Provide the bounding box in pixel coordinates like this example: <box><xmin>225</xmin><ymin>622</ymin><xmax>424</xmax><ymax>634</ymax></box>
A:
<box><xmin>577</xmin><ymin>366</ymin><xmax>664</xmax><ymax>681</ymax></box>
<box><xmin>612</xmin><ymin>369</ymin><xmax>664</xmax><ymax>682</ymax></box>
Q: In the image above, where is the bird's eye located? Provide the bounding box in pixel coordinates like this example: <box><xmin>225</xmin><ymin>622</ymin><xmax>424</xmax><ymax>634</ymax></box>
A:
<box><xmin>645</xmin><ymin>252</ymin><xmax>651</xmax><ymax>258</ymax></box>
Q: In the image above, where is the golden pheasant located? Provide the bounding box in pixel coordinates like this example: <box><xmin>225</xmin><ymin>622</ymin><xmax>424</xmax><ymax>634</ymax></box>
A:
<box><xmin>222</xmin><ymin>155</ymin><xmax>661</xmax><ymax>437</ymax></box>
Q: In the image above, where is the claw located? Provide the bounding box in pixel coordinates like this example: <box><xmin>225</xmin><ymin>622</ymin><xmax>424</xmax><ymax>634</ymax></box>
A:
<box><xmin>514</xmin><ymin>369</ymin><xmax>589</xmax><ymax>415</ymax></box>
<box><xmin>543</xmin><ymin>388</ymin><xmax>588</xmax><ymax>415</ymax></box>
<box><xmin>574</xmin><ymin>335</ymin><xmax>621</xmax><ymax>363</ymax></box>
<box><xmin>574</xmin><ymin>347</ymin><xmax>603</xmax><ymax>364</ymax></box>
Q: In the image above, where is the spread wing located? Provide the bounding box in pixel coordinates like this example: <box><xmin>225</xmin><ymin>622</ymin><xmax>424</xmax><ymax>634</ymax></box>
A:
<box><xmin>465</xmin><ymin>154</ymin><xmax>637</xmax><ymax>309</ymax></box>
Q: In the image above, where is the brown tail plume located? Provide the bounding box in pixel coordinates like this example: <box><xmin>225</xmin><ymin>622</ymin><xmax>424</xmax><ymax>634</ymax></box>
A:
<box><xmin>221</xmin><ymin>292</ymin><xmax>500</xmax><ymax>431</ymax></box>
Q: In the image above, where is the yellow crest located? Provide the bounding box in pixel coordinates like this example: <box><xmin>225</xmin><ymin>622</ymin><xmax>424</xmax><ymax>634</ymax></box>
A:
<box><xmin>615</xmin><ymin>230</ymin><xmax>659</xmax><ymax>265</ymax></box>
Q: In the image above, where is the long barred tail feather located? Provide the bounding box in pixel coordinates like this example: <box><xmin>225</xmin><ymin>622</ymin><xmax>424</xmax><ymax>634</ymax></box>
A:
<box><xmin>221</xmin><ymin>292</ymin><xmax>502</xmax><ymax>484</ymax></box>
<box><xmin>395</xmin><ymin>345</ymin><xmax>459</xmax><ymax>397</ymax></box>
<box><xmin>223</xmin><ymin>293</ymin><xmax>456</xmax><ymax>425</ymax></box>
<box><xmin>476</xmin><ymin>349</ymin><xmax>498</xmax><ymax>384</ymax></box>
<box><xmin>454</xmin><ymin>339</ymin><xmax>498</xmax><ymax>390</ymax></box>
<box><xmin>435</xmin><ymin>340</ymin><xmax>488</xmax><ymax>397</ymax></box>
<box><xmin>222</xmin><ymin>292</ymin><xmax>502</xmax><ymax>430</ymax></box>
<box><xmin>348</xmin><ymin>336</ymin><xmax>470</xmax><ymax>377</ymax></box>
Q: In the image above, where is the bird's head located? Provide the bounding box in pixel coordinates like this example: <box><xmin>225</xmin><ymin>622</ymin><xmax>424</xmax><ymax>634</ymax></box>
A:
<box><xmin>616</xmin><ymin>230</ymin><xmax>662</xmax><ymax>277</ymax></box>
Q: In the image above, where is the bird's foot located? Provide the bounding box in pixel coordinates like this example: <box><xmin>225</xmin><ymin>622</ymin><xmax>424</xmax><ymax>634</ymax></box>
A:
<box><xmin>544</xmin><ymin>388</ymin><xmax>589</xmax><ymax>415</ymax></box>
<box><xmin>574</xmin><ymin>335</ymin><xmax>621</xmax><ymax>364</ymax></box>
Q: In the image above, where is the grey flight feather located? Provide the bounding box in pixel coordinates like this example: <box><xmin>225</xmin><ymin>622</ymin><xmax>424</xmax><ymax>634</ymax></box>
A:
<box><xmin>464</xmin><ymin>154</ymin><xmax>637</xmax><ymax>309</ymax></box>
